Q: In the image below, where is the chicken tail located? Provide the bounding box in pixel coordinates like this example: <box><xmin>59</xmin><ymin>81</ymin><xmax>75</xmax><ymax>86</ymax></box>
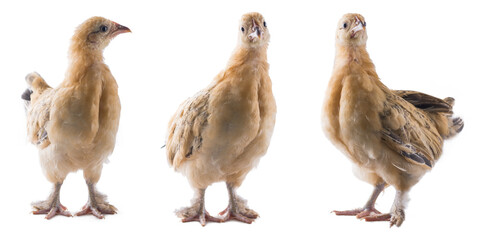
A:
<box><xmin>22</xmin><ymin>72</ymin><xmax>51</xmax><ymax>107</ymax></box>
<box><xmin>21</xmin><ymin>88</ymin><xmax>33</xmax><ymax>101</ymax></box>
<box><xmin>441</xmin><ymin>97</ymin><xmax>464</xmax><ymax>138</ymax></box>
<box><xmin>446</xmin><ymin>116</ymin><xmax>464</xmax><ymax>138</ymax></box>
<box><xmin>443</xmin><ymin>97</ymin><xmax>455</xmax><ymax>106</ymax></box>
<box><xmin>25</xmin><ymin>72</ymin><xmax>50</xmax><ymax>91</ymax></box>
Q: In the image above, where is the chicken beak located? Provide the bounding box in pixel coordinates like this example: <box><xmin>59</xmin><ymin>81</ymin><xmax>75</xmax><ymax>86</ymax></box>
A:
<box><xmin>350</xmin><ymin>16</ymin><xmax>365</xmax><ymax>38</ymax></box>
<box><xmin>111</xmin><ymin>22</ymin><xmax>131</xmax><ymax>37</ymax></box>
<box><xmin>248</xmin><ymin>19</ymin><xmax>263</xmax><ymax>42</ymax></box>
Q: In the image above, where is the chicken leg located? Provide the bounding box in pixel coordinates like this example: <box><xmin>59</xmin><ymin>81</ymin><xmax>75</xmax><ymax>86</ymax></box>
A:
<box><xmin>176</xmin><ymin>188</ymin><xmax>222</xmax><ymax>226</ymax></box>
<box><xmin>32</xmin><ymin>182</ymin><xmax>72</xmax><ymax>219</ymax></box>
<box><xmin>363</xmin><ymin>190</ymin><xmax>407</xmax><ymax>227</ymax></box>
<box><xmin>333</xmin><ymin>182</ymin><xmax>386</xmax><ymax>218</ymax></box>
<box><xmin>219</xmin><ymin>183</ymin><xmax>259</xmax><ymax>224</ymax></box>
<box><xmin>75</xmin><ymin>181</ymin><xmax>117</xmax><ymax>219</ymax></box>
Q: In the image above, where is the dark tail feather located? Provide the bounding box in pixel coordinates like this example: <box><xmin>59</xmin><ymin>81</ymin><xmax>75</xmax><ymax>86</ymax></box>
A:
<box><xmin>446</xmin><ymin>116</ymin><xmax>464</xmax><ymax>138</ymax></box>
<box><xmin>21</xmin><ymin>88</ymin><xmax>33</xmax><ymax>111</ymax></box>
<box><xmin>452</xmin><ymin>117</ymin><xmax>464</xmax><ymax>133</ymax></box>
<box><xmin>21</xmin><ymin>88</ymin><xmax>33</xmax><ymax>101</ymax></box>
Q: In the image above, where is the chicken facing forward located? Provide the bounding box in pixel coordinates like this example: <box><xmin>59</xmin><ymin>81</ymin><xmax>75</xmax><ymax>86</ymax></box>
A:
<box><xmin>166</xmin><ymin>12</ymin><xmax>276</xmax><ymax>226</ymax></box>
<box><xmin>22</xmin><ymin>17</ymin><xmax>130</xmax><ymax>219</ymax></box>
<box><xmin>322</xmin><ymin>13</ymin><xmax>463</xmax><ymax>227</ymax></box>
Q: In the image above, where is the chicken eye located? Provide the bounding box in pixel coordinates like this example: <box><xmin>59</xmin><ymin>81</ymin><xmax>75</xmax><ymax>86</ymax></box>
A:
<box><xmin>241</xmin><ymin>27</ymin><xmax>245</xmax><ymax>32</ymax></box>
<box><xmin>100</xmin><ymin>25</ymin><xmax>108</xmax><ymax>32</ymax></box>
<box><xmin>343</xmin><ymin>23</ymin><xmax>348</xmax><ymax>29</ymax></box>
<box><xmin>263</xmin><ymin>21</ymin><xmax>267</xmax><ymax>27</ymax></box>
<box><xmin>364</xmin><ymin>21</ymin><xmax>367</xmax><ymax>27</ymax></box>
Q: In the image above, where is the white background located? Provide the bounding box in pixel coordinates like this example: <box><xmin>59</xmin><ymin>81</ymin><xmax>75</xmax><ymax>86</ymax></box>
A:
<box><xmin>0</xmin><ymin>0</ymin><xmax>478</xmax><ymax>239</ymax></box>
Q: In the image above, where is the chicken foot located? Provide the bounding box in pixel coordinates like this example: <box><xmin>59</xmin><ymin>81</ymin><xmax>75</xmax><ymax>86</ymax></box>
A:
<box><xmin>363</xmin><ymin>190</ymin><xmax>407</xmax><ymax>227</ymax></box>
<box><xmin>175</xmin><ymin>188</ymin><xmax>222</xmax><ymax>226</ymax></box>
<box><xmin>333</xmin><ymin>182</ymin><xmax>386</xmax><ymax>218</ymax></box>
<box><xmin>219</xmin><ymin>183</ymin><xmax>259</xmax><ymax>224</ymax></box>
<box><xmin>75</xmin><ymin>181</ymin><xmax>117</xmax><ymax>219</ymax></box>
<box><xmin>32</xmin><ymin>182</ymin><xmax>72</xmax><ymax>219</ymax></box>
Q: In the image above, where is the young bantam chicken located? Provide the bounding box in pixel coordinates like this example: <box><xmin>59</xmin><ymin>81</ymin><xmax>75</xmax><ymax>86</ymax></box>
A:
<box><xmin>166</xmin><ymin>12</ymin><xmax>276</xmax><ymax>226</ymax></box>
<box><xmin>22</xmin><ymin>16</ymin><xmax>130</xmax><ymax>219</ymax></box>
<box><xmin>322</xmin><ymin>13</ymin><xmax>464</xmax><ymax>227</ymax></box>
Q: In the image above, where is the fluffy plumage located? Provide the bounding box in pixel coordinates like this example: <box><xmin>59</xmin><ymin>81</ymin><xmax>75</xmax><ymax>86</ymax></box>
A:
<box><xmin>166</xmin><ymin>12</ymin><xmax>276</xmax><ymax>226</ymax></box>
<box><xmin>23</xmin><ymin>16</ymin><xmax>130</xmax><ymax>219</ymax></box>
<box><xmin>322</xmin><ymin>13</ymin><xmax>463</xmax><ymax>227</ymax></box>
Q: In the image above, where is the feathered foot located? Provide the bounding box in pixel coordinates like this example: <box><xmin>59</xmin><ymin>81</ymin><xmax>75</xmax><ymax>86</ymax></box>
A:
<box><xmin>219</xmin><ymin>183</ymin><xmax>259</xmax><ymax>224</ymax></box>
<box><xmin>175</xmin><ymin>188</ymin><xmax>222</xmax><ymax>226</ymax></box>
<box><xmin>32</xmin><ymin>183</ymin><xmax>72</xmax><ymax>219</ymax></box>
<box><xmin>75</xmin><ymin>182</ymin><xmax>117</xmax><ymax>219</ymax></box>
<box><xmin>333</xmin><ymin>183</ymin><xmax>385</xmax><ymax>219</ymax></box>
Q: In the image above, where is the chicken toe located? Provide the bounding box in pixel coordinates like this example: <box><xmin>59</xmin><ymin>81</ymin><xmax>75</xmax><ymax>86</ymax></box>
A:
<box><xmin>389</xmin><ymin>209</ymin><xmax>405</xmax><ymax>227</ymax></box>
<box><xmin>362</xmin><ymin>210</ymin><xmax>405</xmax><ymax>227</ymax></box>
<box><xmin>362</xmin><ymin>213</ymin><xmax>392</xmax><ymax>222</ymax></box>
<box><xmin>333</xmin><ymin>207</ymin><xmax>382</xmax><ymax>218</ymax></box>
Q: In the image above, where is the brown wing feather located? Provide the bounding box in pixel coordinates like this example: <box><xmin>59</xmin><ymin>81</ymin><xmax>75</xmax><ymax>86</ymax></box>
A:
<box><xmin>380</xmin><ymin>93</ymin><xmax>444</xmax><ymax>169</ymax></box>
<box><xmin>166</xmin><ymin>89</ymin><xmax>210</xmax><ymax>169</ymax></box>
<box><xmin>393</xmin><ymin>90</ymin><xmax>452</xmax><ymax>114</ymax></box>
